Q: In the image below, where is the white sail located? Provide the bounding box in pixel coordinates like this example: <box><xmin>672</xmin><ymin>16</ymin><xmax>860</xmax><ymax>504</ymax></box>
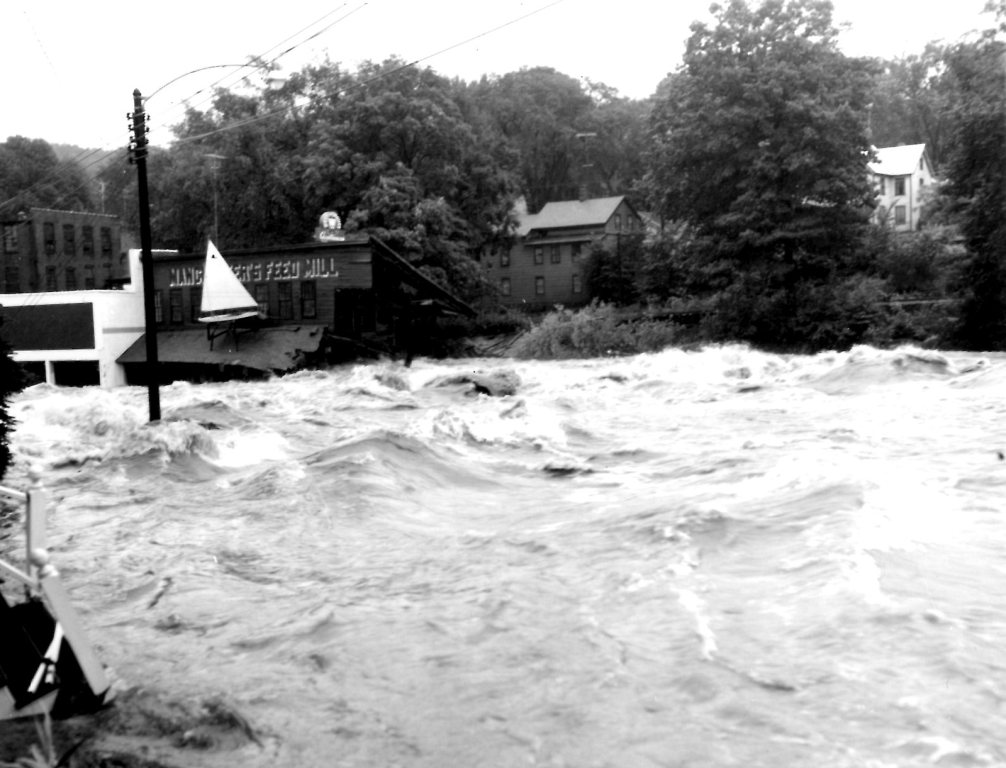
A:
<box><xmin>198</xmin><ymin>241</ymin><xmax>260</xmax><ymax>322</ymax></box>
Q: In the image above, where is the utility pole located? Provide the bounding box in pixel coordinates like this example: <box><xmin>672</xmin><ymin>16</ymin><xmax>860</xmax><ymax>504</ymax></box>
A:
<box><xmin>129</xmin><ymin>89</ymin><xmax>161</xmax><ymax>422</ymax></box>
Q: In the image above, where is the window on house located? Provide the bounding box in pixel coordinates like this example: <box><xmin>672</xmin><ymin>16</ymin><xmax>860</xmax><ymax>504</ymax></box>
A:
<box><xmin>895</xmin><ymin>205</ymin><xmax>907</xmax><ymax>226</ymax></box>
<box><xmin>82</xmin><ymin>226</ymin><xmax>94</xmax><ymax>257</ymax></box>
<box><xmin>301</xmin><ymin>281</ymin><xmax>317</xmax><ymax>318</ymax></box>
<box><xmin>169</xmin><ymin>288</ymin><xmax>183</xmax><ymax>323</ymax></box>
<box><xmin>190</xmin><ymin>288</ymin><xmax>202</xmax><ymax>322</ymax></box>
<box><xmin>45</xmin><ymin>267</ymin><xmax>57</xmax><ymax>291</ymax></box>
<box><xmin>533</xmin><ymin>246</ymin><xmax>544</xmax><ymax>265</ymax></box>
<box><xmin>500</xmin><ymin>252</ymin><xmax>510</xmax><ymax>268</ymax></box>
<box><xmin>83</xmin><ymin>264</ymin><xmax>95</xmax><ymax>289</ymax></box>
<box><xmin>571</xmin><ymin>243</ymin><xmax>582</xmax><ymax>262</ymax></box>
<box><xmin>255</xmin><ymin>283</ymin><xmax>269</xmax><ymax>315</ymax></box>
<box><xmin>62</xmin><ymin>225</ymin><xmax>75</xmax><ymax>256</ymax></box>
<box><xmin>614</xmin><ymin>214</ymin><xmax>622</xmax><ymax>231</ymax></box>
<box><xmin>154</xmin><ymin>291</ymin><xmax>163</xmax><ymax>324</ymax></box>
<box><xmin>100</xmin><ymin>227</ymin><xmax>112</xmax><ymax>257</ymax></box>
<box><xmin>894</xmin><ymin>177</ymin><xmax>906</xmax><ymax>196</ymax></box>
<box><xmin>572</xmin><ymin>274</ymin><xmax>582</xmax><ymax>294</ymax></box>
<box><xmin>550</xmin><ymin>244</ymin><xmax>561</xmax><ymax>264</ymax></box>
<box><xmin>44</xmin><ymin>223</ymin><xmax>56</xmax><ymax>255</ymax></box>
<box><xmin>65</xmin><ymin>267</ymin><xmax>77</xmax><ymax>290</ymax></box>
<box><xmin>277</xmin><ymin>282</ymin><xmax>294</xmax><ymax>320</ymax></box>
<box><xmin>500</xmin><ymin>277</ymin><xmax>511</xmax><ymax>296</ymax></box>
<box><xmin>2</xmin><ymin>224</ymin><xmax>17</xmax><ymax>253</ymax></box>
<box><xmin>5</xmin><ymin>267</ymin><xmax>20</xmax><ymax>292</ymax></box>
<box><xmin>535</xmin><ymin>276</ymin><xmax>545</xmax><ymax>296</ymax></box>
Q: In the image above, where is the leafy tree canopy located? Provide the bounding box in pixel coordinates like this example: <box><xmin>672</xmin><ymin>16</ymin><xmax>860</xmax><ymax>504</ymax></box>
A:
<box><xmin>646</xmin><ymin>0</ymin><xmax>877</xmax><ymax>265</ymax></box>
<box><xmin>0</xmin><ymin>136</ymin><xmax>94</xmax><ymax>215</ymax></box>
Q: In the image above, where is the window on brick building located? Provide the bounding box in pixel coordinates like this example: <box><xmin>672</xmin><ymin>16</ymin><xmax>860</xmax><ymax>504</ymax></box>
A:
<box><xmin>82</xmin><ymin>225</ymin><xmax>94</xmax><ymax>257</ymax></box>
<box><xmin>535</xmin><ymin>276</ymin><xmax>545</xmax><ymax>295</ymax></box>
<box><xmin>2</xmin><ymin>224</ymin><xmax>17</xmax><ymax>254</ymax></box>
<box><xmin>44</xmin><ymin>222</ymin><xmax>56</xmax><ymax>255</ymax></box>
<box><xmin>62</xmin><ymin>225</ymin><xmax>75</xmax><ymax>256</ymax></box>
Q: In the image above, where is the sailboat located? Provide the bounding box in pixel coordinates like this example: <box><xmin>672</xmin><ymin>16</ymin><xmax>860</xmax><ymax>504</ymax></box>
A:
<box><xmin>198</xmin><ymin>241</ymin><xmax>261</xmax><ymax>349</ymax></box>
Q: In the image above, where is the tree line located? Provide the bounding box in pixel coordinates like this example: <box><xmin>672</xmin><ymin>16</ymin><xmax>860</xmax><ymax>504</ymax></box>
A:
<box><xmin>3</xmin><ymin>0</ymin><xmax>1006</xmax><ymax>356</ymax></box>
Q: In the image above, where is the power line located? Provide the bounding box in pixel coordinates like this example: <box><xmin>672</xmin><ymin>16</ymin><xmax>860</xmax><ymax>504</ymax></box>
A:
<box><xmin>3</xmin><ymin>0</ymin><xmax>568</xmax><ymax>303</ymax></box>
<box><xmin>176</xmin><ymin>0</ymin><xmax>566</xmax><ymax>146</ymax></box>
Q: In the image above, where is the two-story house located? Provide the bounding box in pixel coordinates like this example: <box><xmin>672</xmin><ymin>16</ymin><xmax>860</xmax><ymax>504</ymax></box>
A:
<box><xmin>868</xmin><ymin>144</ymin><xmax>935</xmax><ymax>232</ymax></box>
<box><xmin>486</xmin><ymin>195</ymin><xmax>643</xmax><ymax>308</ymax></box>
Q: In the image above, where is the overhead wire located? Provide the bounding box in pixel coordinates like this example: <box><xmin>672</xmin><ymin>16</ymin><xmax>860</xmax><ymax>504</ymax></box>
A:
<box><xmin>175</xmin><ymin>0</ymin><xmax>566</xmax><ymax>146</ymax></box>
<box><xmin>3</xmin><ymin>0</ymin><xmax>566</xmax><ymax>308</ymax></box>
<box><xmin>0</xmin><ymin>2</ymin><xmax>366</xmax><ymax>219</ymax></box>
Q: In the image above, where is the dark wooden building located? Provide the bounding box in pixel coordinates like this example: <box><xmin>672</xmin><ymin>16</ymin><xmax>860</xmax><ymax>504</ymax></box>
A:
<box><xmin>117</xmin><ymin>235</ymin><xmax>474</xmax><ymax>381</ymax></box>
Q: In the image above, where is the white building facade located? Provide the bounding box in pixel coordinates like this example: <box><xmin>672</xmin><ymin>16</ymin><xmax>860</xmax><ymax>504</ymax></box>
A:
<box><xmin>0</xmin><ymin>250</ymin><xmax>147</xmax><ymax>387</ymax></box>
<box><xmin>868</xmin><ymin>144</ymin><xmax>936</xmax><ymax>232</ymax></box>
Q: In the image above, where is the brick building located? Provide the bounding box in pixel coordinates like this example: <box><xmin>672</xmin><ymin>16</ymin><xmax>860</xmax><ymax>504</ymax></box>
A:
<box><xmin>1</xmin><ymin>208</ymin><xmax>123</xmax><ymax>293</ymax></box>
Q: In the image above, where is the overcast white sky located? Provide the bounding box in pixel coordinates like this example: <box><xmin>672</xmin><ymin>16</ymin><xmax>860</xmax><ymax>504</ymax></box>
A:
<box><xmin>1</xmin><ymin>0</ymin><xmax>994</xmax><ymax>151</ymax></box>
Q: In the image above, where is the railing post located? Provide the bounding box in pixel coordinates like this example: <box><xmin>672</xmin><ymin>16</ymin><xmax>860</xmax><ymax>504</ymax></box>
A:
<box><xmin>25</xmin><ymin>465</ymin><xmax>47</xmax><ymax>584</ymax></box>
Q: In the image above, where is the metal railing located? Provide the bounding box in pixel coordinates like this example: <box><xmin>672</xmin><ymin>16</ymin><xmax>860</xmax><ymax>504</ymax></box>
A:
<box><xmin>0</xmin><ymin>467</ymin><xmax>49</xmax><ymax>591</ymax></box>
<box><xmin>1</xmin><ymin>468</ymin><xmax>111</xmax><ymax>720</ymax></box>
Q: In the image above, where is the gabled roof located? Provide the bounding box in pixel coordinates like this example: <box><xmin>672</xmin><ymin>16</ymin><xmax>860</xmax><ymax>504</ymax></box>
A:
<box><xmin>518</xmin><ymin>195</ymin><xmax>629</xmax><ymax>236</ymax></box>
<box><xmin>868</xmin><ymin>144</ymin><xmax>928</xmax><ymax>177</ymax></box>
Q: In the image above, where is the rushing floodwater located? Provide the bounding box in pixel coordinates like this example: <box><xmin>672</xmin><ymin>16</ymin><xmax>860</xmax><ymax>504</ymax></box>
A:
<box><xmin>3</xmin><ymin>344</ymin><xmax>1006</xmax><ymax>767</ymax></box>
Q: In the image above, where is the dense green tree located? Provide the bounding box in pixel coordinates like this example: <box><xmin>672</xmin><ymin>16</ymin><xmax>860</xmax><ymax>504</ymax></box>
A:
<box><xmin>869</xmin><ymin>45</ymin><xmax>956</xmax><ymax>171</ymax></box>
<box><xmin>0</xmin><ymin>136</ymin><xmax>94</xmax><ymax>214</ymax></box>
<box><xmin>575</xmin><ymin>87</ymin><xmax>652</xmax><ymax>203</ymax></box>
<box><xmin>936</xmin><ymin>26</ymin><xmax>1006</xmax><ymax>348</ymax></box>
<box><xmin>644</xmin><ymin>0</ymin><xmax>878</xmax><ymax>347</ymax></box>
<box><xmin>144</xmin><ymin>59</ymin><xmax>518</xmax><ymax>302</ymax></box>
<box><xmin>469</xmin><ymin>67</ymin><xmax>593</xmax><ymax>210</ymax></box>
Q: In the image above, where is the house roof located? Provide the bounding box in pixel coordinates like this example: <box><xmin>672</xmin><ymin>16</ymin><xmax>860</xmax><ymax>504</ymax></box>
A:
<box><xmin>518</xmin><ymin>196</ymin><xmax>628</xmax><ymax>236</ymax></box>
<box><xmin>868</xmin><ymin>144</ymin><xmax>927</xmax><ymax>177</ymax></box>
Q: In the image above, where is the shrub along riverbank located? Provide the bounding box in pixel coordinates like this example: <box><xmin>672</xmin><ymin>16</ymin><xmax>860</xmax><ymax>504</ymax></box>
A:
<box><xmin>501</xmin><ymin>298</ymin><xmax>958</xmax><ymax>361</ymax></box>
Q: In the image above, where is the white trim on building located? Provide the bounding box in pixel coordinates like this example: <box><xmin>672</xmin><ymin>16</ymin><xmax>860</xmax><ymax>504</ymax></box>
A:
<box><xmin>0</xmin><ymin>250</ymin><xmax>147</xmax><ymax>388</ymax></box>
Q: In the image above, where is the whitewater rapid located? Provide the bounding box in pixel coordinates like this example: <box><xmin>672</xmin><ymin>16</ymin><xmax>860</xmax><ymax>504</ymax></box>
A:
<box><xmin>3</xmin><ymin>344</ymin><xmax>1006</xmax><ymax>767</ymax></box>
